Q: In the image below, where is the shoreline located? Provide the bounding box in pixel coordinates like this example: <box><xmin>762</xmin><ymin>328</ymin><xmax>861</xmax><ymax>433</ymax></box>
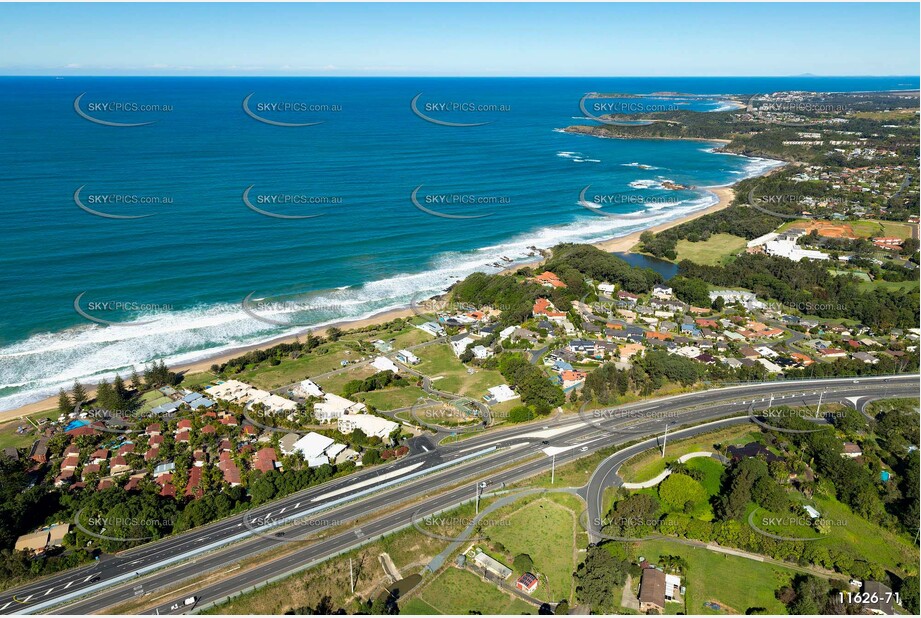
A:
<box><xmin>0</xmin><ymin>165</ymin><xmax>779</xmax><ymax>423</ymax></box>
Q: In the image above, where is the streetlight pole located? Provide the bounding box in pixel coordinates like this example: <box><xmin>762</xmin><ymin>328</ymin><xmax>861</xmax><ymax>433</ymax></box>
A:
<box><xmin>661</xmin><ymin>423</ymin><xmax>669</xmax><ymax>458</ymax></box>
<box><xmin>551</xmin><ymin>453</ymin><xmax>556</xmax><ymax>485</ymax></box>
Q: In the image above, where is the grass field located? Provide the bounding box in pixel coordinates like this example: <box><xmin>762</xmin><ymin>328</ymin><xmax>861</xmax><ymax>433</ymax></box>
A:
<box><xmin>674</xmin><ymin>234</ymin><xmax>748</xmax><ymax>266</ymax></box>
<box><xmin>0</xmin><ymin>410</ymin><xmax>58</xmax><ymax>450</ymax></box>
<box><xmin>618</xmin><ymin>425</ymin><xmax>758</xmax><ymax>484</ymax></box>
<box><xmin>356</xmin><ymin>386</ymin><xmax>428</xmax><ymax>411</ymax></box>
<box><xmin>413</xmin><ymin>344</ymin><xmax>505</xmax><ymax>398</ymax></box>
<box><xmin>399</xmin><ymin>597</ymin><xmax>441</xmax><ymax>614</ymax></box>
<box><xmin>684</xmin><ymin>456</ymin><xmax>725</xmax><ymax>497</ymax></box>
<box><xmin>635</xmin><ymin>539</ymin><xmax>798</xmax><ymax>615</ymax></box>
<box><xmin>858</xmin><ymin>278</ymin><xmax>920</xmax><ymax>294</ymax></box>
<box><xmin>752</xmin><ymin>494</ymin><xmax>919</xmax><ymax>574</ymax></box>
<box><xmin>414</xmin><ymin>568</ymin><xmax>535</xmax><ymax>615</ymax></box>
<box><xmin>486</xmin><ymin>494</ymin><xmax>581</xmax><ymax>603</ymax></box>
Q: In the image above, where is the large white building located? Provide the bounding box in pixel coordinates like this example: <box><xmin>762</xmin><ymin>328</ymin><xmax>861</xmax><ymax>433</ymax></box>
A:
<box><xmin>486</xmin><ymin>384</ymin><xmax>519</xmax><ymax>404</ymax></box>
<box><xmin>337</xmin><ymin>414</ymin><xmax>400</xmax><ymax>441</ymax></box>
<box><xmin>314</xmin><ymin>393</ymin><xmax>366</xmax><ymax>423</ymax></box>
<box><xmin>206</xmin><ymin>380</ymin><xmax>297</xmax><ymax>414</ymax></box>
<box><xmin>291</xmin><ymin>432</ymin><xmax>335</xmax><ymax>460</ymax></box>
<box><xmin>764</xmin><ymin>239</ymin><xmax>829</xmax><ymax>262</ymax></box>
<box><xmin>371</xmin><ymin>356</ymin><xmax>400</xmax><ymax>374</ymax></box>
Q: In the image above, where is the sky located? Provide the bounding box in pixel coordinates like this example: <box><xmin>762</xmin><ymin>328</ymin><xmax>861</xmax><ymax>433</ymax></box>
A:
<box><xmin>0</xmin><ymin>2</ymin><xmax>918</xmax><ymax>76</ymax></box>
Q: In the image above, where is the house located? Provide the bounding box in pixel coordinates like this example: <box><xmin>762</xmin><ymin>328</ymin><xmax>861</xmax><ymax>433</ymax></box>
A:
<box><xmin>485</xmin><ymin>384</ymin><xmax>519</xmax><ymax>404</ymax></box>
<box><xmin>471</xmin><ymin>345</ymin><xmax>493</xmax><ymax>360</ymax></box>
<box><xmin>819</xmin><ymin>348</ymin><xmax>848</xmax><ymax>359</ymax></box>
<box><xmin>337</xmin><ymin>414</ymin><xmax>399</xmax><ymax>441</ymax></box>
<box><xmin>532</xmin><ymin>298</ymin><xmax>567</xmax><ymax>321</ymax></box>
<box><xmin>617</xmin><ymin>290</ymin><xmax>639</xmax><ymax>304</ymax></box>
<box><xmin>597</xmin><ymin>282</ymin><xmax>616</xmax><ymax>295</ymax></box>
<box><xmin>450</xmin><ymin>333</ymin><xmax>475</xmax><ymax>357</ymax></box>
<box><xmin>278</xmin><ymin>432</ymin><xmax>301</xmax><ymax>456</ymax></box>
<box><xmin>568</xmin><ymin>339</ymin><xmax>597</xmax><ymax>355</ymax></box>
<box><xmin>560</xmin><ymin>370</ymin><xmax>588</xmax><ymax>389</ymax></box>
<box><xmin>29</xmin><ymin>438</ymin><xmax>49</xmax><ymax>463</ymax></box>
<box><xmin>110</xmin><ymin>456</ymin><xmax>131</xmax><ymax>476</ymax></box>
<box><xmin>532</xmin><ymin>271</ymin><xmax>567</xmax><ymax>289</ymax></box>
<box><xmin>472</xmin><ymin>550</ymin><xmax>512</xmax><ymax>579</ymax></box>
<box><xmin>498</xmin><ymin>325</ymin><xmax>517</xmax><ymax>341</ymax></box>
<box><xmin>727</xmin><ymin>442</ymin><xmax>781</xmax><ymax>463</ymax></box>
<box><xmin>291</xmin><ymin>432</ymin><xmax>335</xmax><ymax>460</ymax></box>
<box><xmin>651</xmin><ymin>284</ymin><xmax>673</xmax><ymax>300</ymax></box>
<box><xmin>516</xmin><ymin>572</ymin><xmax>539</xmax><ymax>594</ymax></box>
<box><xmin>314</xmin><ymin>393</ymin><xmax>366</xmax><ymax>423</ymax></box>
<box><xmin>639</xmin><ymin>568</ymin><xmax>666</xmax><ymax>613</ymax></box>
<box><xmin>254</xmin><ymin>447</ymin><xmax>279</xmax><ymax>473</ymax></box>
<box><xmin>853</xmin><ymin>351</ymin><xmax>878</xmax><ymax>364</ymax></box>
<box><xmin>416</xmin><ymin>321</ymin><xmax>446</xmax><ymax>337</ymax></box>
<box><xmin>395</xmin><ymin>349</ymin><xmax>420</xmax><ymax>365</ymax></box>
<box><xmin>185</xmin><ymin>467</ymin><xmax>204</xmax><ymax>499</ymax></box>
<box><xmin>294</xmin><ymin>379</ymin><xmax>324</xmax><ymax>398</ymax></box>
<box><xmin>619</xmin><ymin>343</ymin><xmax>645</xmax><ymax>363</ymax></box>
<box><xmin>841</xmin><ymin>442</ymin><xmax>863</xmax><ymax>458</ymax></box>
<box><xmin>145</xmin><ymin>423</ymin><xmax>162</xmax><ymax>436</ymax></box>
<box><xmin>371</xmin><ymin>356</ymin><xmax>400</xmax><ymax>374</ymax></box>
<box><xmin>861</xmin><ymin>581</ymin><xmax>894</xmax><ymax>615</ymax></box>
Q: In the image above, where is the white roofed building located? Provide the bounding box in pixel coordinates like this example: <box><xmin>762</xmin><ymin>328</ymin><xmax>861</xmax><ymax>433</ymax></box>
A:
<box><xmin>292</xmin><ymin>432</ymin><xmax>335</xmax><ymax>460</ymax></box>
<box><xmin>371</xmin><ymin>356</ymin><xmax>400</xmax><ymax>374</ymax></box>
<box><xmin>337</xmin><ymin>414</ymin><xmax>400</xmax><ymax>442</ymax></box>
<box><xmin>314</xmin><ymin>393</ymin><xmax>366</xmax><ymax>423</ymax></box>
<box><xmin>485</xmin><ymin>384</ymin><xmax>519</xmax><ymax>404</ymax></box>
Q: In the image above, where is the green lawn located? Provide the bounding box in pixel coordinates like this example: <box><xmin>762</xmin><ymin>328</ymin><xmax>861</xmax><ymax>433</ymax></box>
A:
<box><xmin>0</xmin><ymin>410</ymin><xmax>58</xmax><ymax>450</ymax></box>
<box><xmin>684</xmin><ymin>457</ymin><xmax>725</xmax><ymax>497</ymax></box>
<box><xmin>857</xmin><ymin>278</ymin><xmax>920</xmax><ymax>294</ymax></box>
<box><xmin>487</xmin><ymin>496</ymin><xmax>579</xmax><ymax>603</ymax></box>
<box><xmin>635</xmin><ymin>539</ymin><xmax>798</xmax><ymax>615</ymax></box>
<box><xmin>314</xmin><ymin>364</ymin><xmax>378</xmax><ymax>396</ymax></box>
<box><xmin>674</xmin><ymin>234</ymin><xmax>748</xmax><ymax>266</ymax></box>
<box><xmin>415</xmin><ymin>568</ymin><xmax>534</xmax><ymax>615</ymax></box>
<box><xmin>619</xmin><ymin>425</ymin><xmax>758</xmax><ymax>483</ymax></box>
<box><xmin>232</xmin><ymin>342</ymin><xmax>364</xmax><ymax>390</ymax></box>
<box><xmin>399</xmin><ymin>597</ymin><xmax>442</xmax><ymax>615</ymax></box>
<box><xmin>357</xmin><ymin>386</ymin><xmax>428</xmax><ymax>411</ymax></box>
<box><xmin>413</xmin><ymin>344</ymin><xmax>505</xmax><ymax>398</ymax></box>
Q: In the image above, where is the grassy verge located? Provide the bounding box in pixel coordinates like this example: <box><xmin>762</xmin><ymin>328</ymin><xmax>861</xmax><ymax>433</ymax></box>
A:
<box><xmin>674</xmin><ymin>233</ymin><xmax>748</xmax><ymax>266</ymax></box>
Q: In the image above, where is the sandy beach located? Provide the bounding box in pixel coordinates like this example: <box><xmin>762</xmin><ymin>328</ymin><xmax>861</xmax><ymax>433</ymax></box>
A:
<box><xmin>0</xmin><ymin>186</ymin><xmax>740</xmax><ymax>423</ymax></box>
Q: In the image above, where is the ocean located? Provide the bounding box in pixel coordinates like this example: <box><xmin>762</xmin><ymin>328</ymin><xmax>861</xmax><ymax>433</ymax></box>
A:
<box><xmin>0</xmin><ymin>76</ymin><xmax>916</xmax><ymax>411</ymax></box>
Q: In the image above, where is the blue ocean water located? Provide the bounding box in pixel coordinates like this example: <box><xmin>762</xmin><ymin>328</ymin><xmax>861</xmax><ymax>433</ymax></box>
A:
<box><xmin>0</xmin><ymin>76</ymin><xmax>916</xmax><ymax>410</ymax></box>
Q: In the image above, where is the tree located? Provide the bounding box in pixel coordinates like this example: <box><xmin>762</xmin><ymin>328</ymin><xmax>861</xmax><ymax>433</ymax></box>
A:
<box><xmin>574</xmin><ymin>544</ymin><xmax>630</xmax><ymax>611</ymax></box>
<box><xmin>71</xmin><ymin>380</ymin><xmax>88</xmax><ymax>405</ymax></box>
<box><xmin>711</xmin><ymin>296</ymin><xmax>725</xmax><ymax>312</ymax></box>
<box><xmin>658</xmin><ymin>474</ymin><xmax>707</xmax><ymax>513</ymax></box>
<box><xmin>513</xmin><ymin>553</ymin><xmax>534</xmax><ymax>573</ymax></box>
<box><xmin>554</xmin><ymin>599</ymin><xmax>569</xmax><ymax>615</ymax></box>
<box><xmin>57</xmin><ymin>389</ymin><xmax>72</xmax><ymax>414</ymax></box>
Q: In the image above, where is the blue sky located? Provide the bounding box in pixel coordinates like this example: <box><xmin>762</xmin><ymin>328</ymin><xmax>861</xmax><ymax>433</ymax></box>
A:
<box><xmin>1</xmin><ymin>2</ymin><xmax>918</xmax><ymax>76</ymax></box>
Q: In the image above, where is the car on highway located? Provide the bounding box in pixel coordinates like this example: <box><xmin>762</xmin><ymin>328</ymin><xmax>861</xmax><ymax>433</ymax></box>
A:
<box><xmin>184</xmin><ymin>596</ymin><xmax>197</xmax><ymax>607</ymax></box>
<box><xmin>580</xmin><ymin>446</ymin><xmax>589</xmax><ymax>452</ymax></box>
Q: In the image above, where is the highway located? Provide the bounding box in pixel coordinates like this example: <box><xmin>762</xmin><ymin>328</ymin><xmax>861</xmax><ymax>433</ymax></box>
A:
<box><xmin>1</xmin><ymin>374</ymin><xmax>916</xmax><ymax>615</ymax></box>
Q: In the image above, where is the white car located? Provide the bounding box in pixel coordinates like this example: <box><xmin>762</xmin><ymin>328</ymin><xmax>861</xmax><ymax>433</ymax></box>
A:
<box><xmin>184</xmin><ymin>596</ymin><xmax>197</xmax><ymax>607</ymax></box>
